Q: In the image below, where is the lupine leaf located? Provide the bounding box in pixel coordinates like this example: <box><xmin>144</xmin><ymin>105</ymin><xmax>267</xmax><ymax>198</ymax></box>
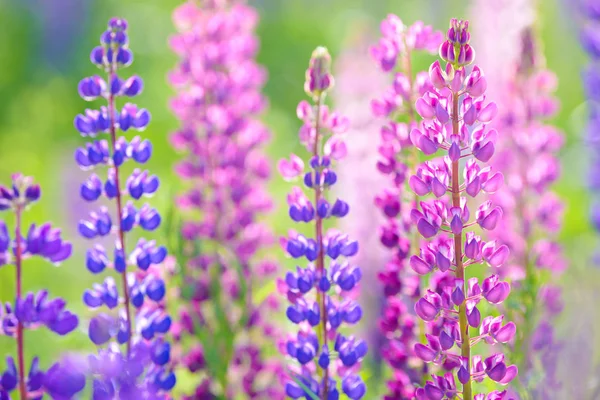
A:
<box><xmin>208</xmin><ymin>258</ymin><xmax>234</xmax><ymax>388</ymax></box>
<box><xmin>231</xmin><ymin>258</ymin><xmax>250</xmax><ymax>329</ymax></box>
<box><xmin>191</xmin><ymin>312</ymin><xmax>225</xmax><ymax>391</ymax></box>
<box><xmin>292</xmin><ymin>376</ymin><xmax>320</xmax><ymax>400</ymax></box>
<box><xmin>254</xmin><ymin>279</ymin><xmax>276</xmax><ymax>306</ymax></box>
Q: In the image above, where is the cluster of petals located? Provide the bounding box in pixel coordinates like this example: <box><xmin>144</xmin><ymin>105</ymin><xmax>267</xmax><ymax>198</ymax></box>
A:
<box><xmin>281</xmin><ymin>47</ymin><xmax>366</xmax><ymax>400</ymax></box>
<box><xmin>0</xmin><ymin>174</ymin><xmax>84</xmax><ymax>398</ymax></box>
<box><xmin>168</xmin><ymin>0</ymin><xmax>284</xmax><ymax>397</ymax></box>
<box><xmin>370</xmin><ymin>15</ymin><xmax>446</xmax><ymax>398</ymax></box>
<box><xmin>73</xmin><ymin>18</ymin><xmax>175</xmax><ymax>396</ymax></box>
<box><xmin>407</xmin><ymin>18</ymin><xmax>518</xmax><ymax>399</ymax></box>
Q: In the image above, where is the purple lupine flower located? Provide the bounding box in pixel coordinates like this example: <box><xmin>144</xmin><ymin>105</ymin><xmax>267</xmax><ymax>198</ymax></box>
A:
<box><xmin>74</xmin><ymin>18</ymin><xmax>175</xmax><ymax>396</ymax></box>
<box><xmin>474</xmin><ymin>21</ymin><xmax>566</xmax><ymax>396</ymax></box>
<box><xmin>168</xmin><ymin>1</ymin><xmax>283</xmax><ymax>398</ymax></box>
<box><xmin>0</xmin><ymin>174</ymin><xmax>83</xmax><ymax>399</ymax></box>
<box><xmin>409</xmin><ymin>19</ymin><xmax>517</xmax><ymax>400</ymax></box>
<box><xmin>370</xmin><ymin>14</ymin><xmax>444</xmax><ymax>398</ymax></box>
<box><xmin>279</xmin><ymin>46</ymin><xmax>366</xmax><ymax>400</ymax></box>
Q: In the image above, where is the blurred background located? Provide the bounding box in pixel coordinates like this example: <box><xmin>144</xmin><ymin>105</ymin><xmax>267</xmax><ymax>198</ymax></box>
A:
<box><xmin>0</xmin><ymin>0</ymin><xmax>597</xmax><ymax>397</ymax></box>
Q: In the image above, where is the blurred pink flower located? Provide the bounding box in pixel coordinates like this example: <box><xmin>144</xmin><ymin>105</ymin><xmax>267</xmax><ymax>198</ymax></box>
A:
<box><xmin>333</xmin><ymin>41</ymin><xmax>388</xmax><ymax>357</ymax></box>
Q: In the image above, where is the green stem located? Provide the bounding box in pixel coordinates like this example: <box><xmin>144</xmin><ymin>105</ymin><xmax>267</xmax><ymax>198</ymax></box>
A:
<box><xmin>15</xmin><ymin>206</ymin><xmax>27</xmax><ymax>400</ymax></box>
<box><xmin>452</xmin><ymin>91</ymin><xmax>472</xmax><ymax>400</ymax></box>
<box><xmin>312</xmin><ymin>93</ymin><xmax>329</xmax><ymax>399</ymax></box>
<box><xmin>107</xmin><ymin>69</ymin><xmax>133</xmax><ymax>358</ymax></box>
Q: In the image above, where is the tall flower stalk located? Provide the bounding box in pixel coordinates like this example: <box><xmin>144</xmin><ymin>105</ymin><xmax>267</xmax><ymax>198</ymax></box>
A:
<box><xmin>370</xmin><ymin>15</ymin><xmax>443</xmax><ymax>398</ymax></box>
<box><xmin>471</xmin><ymin>1</ymin><xmax>565</xmax><ymax>395</ymax></box>
<box><xmin>74</xmin><ymin>18</ymin><xmax>175</xmax><ymax>395</ymax></box>
<box><xmin>280</xmin><ymin>47</ymin><xmax>366</xmax><ymax>400</ymax></box>
<box><xmin>409</xmin><ymin>19</ymin><xmax>517</xmax><ymax>400</ymax></box>
<box><xmin>0</xmin><ymin>174</ymin><xmax>83</xmax><ymax>399</ymax></box>
<box><xmin>169</xmin><ymin>1</ymin><xmax>283</xmax><ymax>397</ymax></box>
<box><xmin>486</xmin><ymin>27</ymin><xmax>566</xmax><ymax>397</ymax></box>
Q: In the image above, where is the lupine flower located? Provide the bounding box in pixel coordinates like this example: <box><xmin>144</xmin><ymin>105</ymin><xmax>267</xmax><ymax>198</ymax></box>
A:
<box><xmin>280</xmin><ymin>46</ymin><xmax>366</xmax><ymax>400</ymax></box>
<box><xmin>169</xmin><ymin>1</ymin><xmax>283</xmax><ymax>398</ymax></box>
<box><xmin>370</xmin><ymin>14</ymin><xmax>444</xmax><ymax>398</ymax></box>
<box><xmin>0</xmin><ymin>174</ymin><xmax>83</xmax><ymax>399</ymax></box>
<box><xmin>74</xmin><ymin>18</ymin><xmax>175</xmax><ymax>396</ymax></box>
<box><xmin>472</xmin><ymin>2</ymin><xmax>567</xmax><ymax>394</ymax></box>
<box><xmin>484</xmin><ymin>26</ymin><xmax>565</xmax><ymax>397</ymax></box>
<box><xmin>409</xmin><ymin>19</ymin><xmax>517</xmax><ymax>400</ymax></box>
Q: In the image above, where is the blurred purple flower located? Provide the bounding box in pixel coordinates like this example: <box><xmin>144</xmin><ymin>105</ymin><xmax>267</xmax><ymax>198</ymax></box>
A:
<box><xmin>474</xmin><ymin>1</ymin><xmax>567</xmax><ymax>394</ymax></box>
<box><xmin>369</xmin><ymin>14</ymin><xmax>443</xmax><ymax>398</ymax></box>
<box><xmin>169</xmin><ymin>1</ymin><xmax>283</xmax><ymax>397</ymax></box>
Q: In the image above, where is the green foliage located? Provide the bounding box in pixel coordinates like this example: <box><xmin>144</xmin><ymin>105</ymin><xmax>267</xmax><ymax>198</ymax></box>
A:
<box><xmin>291</xmin><ymin>376</ymin><xmax>320</xmax><ymax>400</ymax></box>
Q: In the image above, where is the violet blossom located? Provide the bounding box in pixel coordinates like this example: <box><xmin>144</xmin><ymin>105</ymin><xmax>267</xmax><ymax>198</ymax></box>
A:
<box><xmin>483</xmin><ymin>26</ymin><xmax>566</xmax><ymax>397</ymax></box>
<box><xmin>0</xmin><ymin>174</ymin><xmax>83</xmax><ymax>399</ymax></box>
<box><xmin>74</xmin><ymin>18</ymin><xmax>175</xmax><ymax>396</ymax></box>
<box><xmin>169</xmin><ymin>1</ymin><xmax>283</xmax><ymax>398</ymax></box>
<box><xmin>409</xmin><ymin>19</ymin><xmax>517</xmax><ymax>400</ymax></box>
<box><xmin>280</xmin><ymin>47</ymin><xmax>366</xmax><ymax>400</ymax></box>
<box><xmin>370</xmin><ymin>14</ymin><xmax>444</xmax><ymax>398</ymax></box>
<box><xmin>471</xmin><ymin>1</ymin><xmax>567</xmax><ymax>396</ymax></box>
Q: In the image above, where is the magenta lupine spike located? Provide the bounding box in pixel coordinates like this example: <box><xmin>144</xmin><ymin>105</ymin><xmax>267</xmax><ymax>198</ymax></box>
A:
<box><xmin>478</xmin><ymin>23</ymin><xmax>566</xmax><ymax>396</ymax></box>
<box><xmin>409</xmin><ymin>19</ymin><xmax>517</xmax><ymax>400</ymax></box>
<box><xmin>280</xmin><ymin>47</ymin><xmax>366</xmax><ymax>400</ymax></box>
<box><xmin>0</xmin><ymin>174</ymin><xmax>84</xmax><ymax>399</ymax></box>
<box><xmin>74</xmin><ymin>18</ymin><xmax>175</xmax><ymax>395</ymax></box>
<box><xmin>169</xmin><ymin>1</ymin><xmax>283</xmax><ymax>398</ymax></box>
<box><xmin>370</xmin><ymin>14</ymin><xmax>444</xmax><ymax>398</ymax></box>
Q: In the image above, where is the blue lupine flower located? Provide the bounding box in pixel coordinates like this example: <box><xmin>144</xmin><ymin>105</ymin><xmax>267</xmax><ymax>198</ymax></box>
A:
<box><xmin>74</xmin><ymin>18</ymin><xmax>174</xmax><ymax>396</ymax></box>
<box><xmin>0</xmin><ymin>175</ymin><xmax>83</xmax><ymax>398</ymax></box>
<box><xmin>279</xmin><ymin>47</ymin><xmax>367</xmax><ymax>399</ymax></box>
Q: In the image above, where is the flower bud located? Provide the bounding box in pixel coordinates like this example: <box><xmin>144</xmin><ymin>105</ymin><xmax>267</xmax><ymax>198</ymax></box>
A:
<box><xmin>304</xmin><ymin>46</ymin><xmax>334</xmax><ymax>98</ymax></box>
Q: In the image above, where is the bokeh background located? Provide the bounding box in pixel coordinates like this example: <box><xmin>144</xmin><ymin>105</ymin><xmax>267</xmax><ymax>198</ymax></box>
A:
<box><xmin>0</xmin><ymin>0</ymin><xmax>598</xmax><ymax>397</ymax></box>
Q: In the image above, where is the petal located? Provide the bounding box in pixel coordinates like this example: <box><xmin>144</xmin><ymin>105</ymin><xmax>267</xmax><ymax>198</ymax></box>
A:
<box><xmin>495</xmin><ymin>322</ymin><xmax>517</xmax><ymax>343</ymax></box>
<box><xmin>414</xmin><ymin>343</ymin><xmax>437</xmax><ymax>362</ymax></box>
<box><xmin>417</xmin><ymin>219</ymin><xmax>438</xmax><ymax>238</ymax></box>
<box><xmin>410</xmin><ymin>255</ymin><xmax>433</xmax><ymax>275</ymax></box>
<box><xmin>499</xmin><ymin>365</ymin><xmax>518</xmax><ymax>385</ymax></box>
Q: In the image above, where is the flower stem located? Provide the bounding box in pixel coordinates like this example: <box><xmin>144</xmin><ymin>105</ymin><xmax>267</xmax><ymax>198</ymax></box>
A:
<box><xmin>452</xmin><ymin>91</ymin><xmax>472</xmax><ymax>400</ymax></box>
<box><xmin>313</xmin><ymin>93</ymin><xmax>329</xmax><ymax>399</ymax></box>
<box><xmin>107</xmin><ymin>69</ymin><xmax>133</xmax><ymax>357</ymax></box>
<box><xmin>14</xmin><ymin>205</ymin><xmax>27</xmax><ymax>400</ymax></box>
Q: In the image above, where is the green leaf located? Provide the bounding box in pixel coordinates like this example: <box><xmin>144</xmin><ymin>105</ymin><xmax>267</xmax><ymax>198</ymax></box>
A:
<box><xmin>291</xmin><ymin>375</ymin><xmax>320</xmax><ymax>400</ymax></box>
<box><xmin>191</xmin><ymin>314</ymin><xmax>225</xmax><ymax>389</ymax></box>
<box><xmin>208</xmin><ymin>259</ymin><xmax>235</xmax><ymax>388</ymax></box>
<box><xmin>254</xmin><ymin>279</ymin><xmax>276</xmax><ymax>306</ymax></box>
<box><xmin>231</xmin><ymin>258</ymin><xmax>249</xmax><ymax>328</ymax></box>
